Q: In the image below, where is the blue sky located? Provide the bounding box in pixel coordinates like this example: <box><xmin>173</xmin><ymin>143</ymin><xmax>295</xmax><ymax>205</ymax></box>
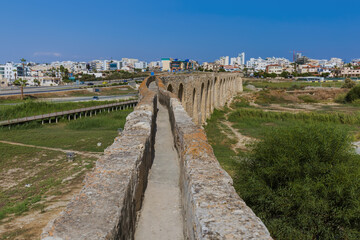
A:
<box><xmin>1</xmin><ymin>0</ymin><xmax>359</xmax><ymax>63</ymax></box>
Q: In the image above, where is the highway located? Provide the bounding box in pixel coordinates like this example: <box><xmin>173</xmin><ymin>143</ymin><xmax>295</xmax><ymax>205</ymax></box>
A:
<box><xmin>0</xmin><ymin>86</ymin><xmax>83</xmax><ymax>96</ymax></box>
<box><xmin>0</xmin><ymin>77</ymin><xmax>145</xmax><ymax>97</ymax></box>
<box><xmin>45</xmin><ymin>93</ymin><xmax>138</xmax><ymax>103</ymax></box>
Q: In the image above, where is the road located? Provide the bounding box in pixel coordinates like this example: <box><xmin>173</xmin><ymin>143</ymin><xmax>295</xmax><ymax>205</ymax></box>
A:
<box><xmin>0</xmin><ymin>86</ymin><xmax>83</xmax><ymax>96</ymax></box>
<box><xmin>45</xmin><ymin>93</ymin><xmax>138</xmax><ymax>103</ymax></box>
<box><xmin>0</xmin><ymin>77</ymin><xmax>145</xmax><ymax>97</ymax></box>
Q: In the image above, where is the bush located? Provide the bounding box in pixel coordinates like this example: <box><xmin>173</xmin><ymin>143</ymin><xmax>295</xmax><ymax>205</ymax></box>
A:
<box><xmin>236</xmin><ymin>123</ymin><xmax>360</xmax><ymax>239</ymax></box>
<box><xmin>297</xmin><ymin>95</ymin><xmax>318</xmax><ymax>103</ymax></box>
<box><xmin>345</xmin><ymin>85</ymin><xmax>360</xmax><ymax>102</ymax></box>
<box><xmin>342</xmin><ymin>78</ymin><xmax>356</xmax><ymax>89</ymax></box>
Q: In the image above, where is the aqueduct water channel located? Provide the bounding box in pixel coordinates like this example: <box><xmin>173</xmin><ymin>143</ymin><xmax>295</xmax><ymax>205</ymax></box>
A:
<box><xmin>41</xmin><ymin>73</ymin><xmax>272</xmax><ymax>240</ymax></box>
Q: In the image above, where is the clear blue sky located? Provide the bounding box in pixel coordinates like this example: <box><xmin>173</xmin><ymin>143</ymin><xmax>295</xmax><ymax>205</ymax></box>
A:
<box><xmin>1</xmin><ymin>0</ymin><xmax>359</xmax><ymax>63</ymax></box>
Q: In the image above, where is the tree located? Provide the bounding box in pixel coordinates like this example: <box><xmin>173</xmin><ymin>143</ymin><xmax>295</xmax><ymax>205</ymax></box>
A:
<box><xmin>20</xmin><ymin>58</ymin><xmax>26</xmax><ymax>77</ymax></box>
<box><xmin>13</xmin><ymin>78</ymin><xmax>28</xmax><ymax>100</ymax></box>
<box><xmin>12</xmin><ymin>69</ymin><xmax>17</xmax><ymax>81</ymax></box>
<box><xmin>269</xmin><ymin>73</ymin><xmax>277</xmax><ymax>78</ymax></box>
<box><xmin>34</xmin><ymin>79</ymin><xmax>41</xmax><ymax>87</ymax></box>
<box><xmin>342</xmin><ymin>78</ymin><xmax>356</xmax><ymax>89</ymax></box>
<box><xmin>280</xmin><ymin>71</ymin><xmax>289</xmax><ymax>78</ymax></box>
<box><xmin>236</xmin><ymin>123</ymin><xmax>360</xmax><ymax>239</ymax></box>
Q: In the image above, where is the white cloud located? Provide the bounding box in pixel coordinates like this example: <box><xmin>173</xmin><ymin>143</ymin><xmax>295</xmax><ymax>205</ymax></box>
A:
<box><xmin>33</xmin><ymin>52</ymin><xmax>61</xmax><ymax>57</ymax></box>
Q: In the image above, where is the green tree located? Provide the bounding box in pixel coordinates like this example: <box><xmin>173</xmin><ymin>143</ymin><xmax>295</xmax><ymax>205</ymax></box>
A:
<box><xmin>236</xmin><ymin>123</ymin><xmax>360</xmax><ymax>239</ymax></box>
<box><xmin>269</xmin><ymin>72</ymin><xmax>277</xmax><ymax>78</ymax></box>
<box><xmin>280</xmin><ymin>71</ymin><xmax>289</xmax><ymax>78</ymax></box>
<box><xmin>20</xmin><ymin>58</ymin><xmax>26</xmax><ymax>77</ymax></box>
<box><xmin>13</xmin><ymin>78</ymin><xmax>28</xmax><ymax>100</ymax></box>
<box><xmin>34</xmin><ymin>79</ymin><xmax>41</xmax><ymax>86</ymax></box>
<box><xmin>342</xmin><ymin>78</ymin><xmax>356</xmax><ymax>89</ymax></box>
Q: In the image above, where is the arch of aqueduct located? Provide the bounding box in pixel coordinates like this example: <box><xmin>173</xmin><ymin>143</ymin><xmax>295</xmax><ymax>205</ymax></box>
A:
<box><xmin>41</xmin><ymin>73</ymin><xmax>271</xmax><ymax>240</ymax></box>
<box><xmin>162</xmin><ymin>73</ymin><xmax>243</xmax><ymax>124</ymax></box>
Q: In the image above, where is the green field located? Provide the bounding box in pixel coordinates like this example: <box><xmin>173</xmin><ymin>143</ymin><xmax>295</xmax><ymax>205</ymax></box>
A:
<box><xmin>0</xmin><ymin>100</ymin><xmax>130</xmax><ymax>121</ymax></box>
<box><xmin>0</xmin><ymin>107</ymin><xmax>133</xmax><ymax>236</ymax></box>
<box><xmin>205</xmin><ymin>90</ymin><xmax>360</xmax><ymax>239</ymax></box>
<box><xmin>246</xmin><ymin>80</ymin><xmax>346</xmax><ymax>89</ymax></box>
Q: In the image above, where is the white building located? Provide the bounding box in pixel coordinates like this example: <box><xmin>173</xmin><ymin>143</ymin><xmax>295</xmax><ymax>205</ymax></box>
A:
<box><xmin>246</xmin><ymin>57</ymin><xmax>291</xmax><ymax>71</ymax></box>
<box><xmin>230</xmin><ymin>53</ymin><xmax>245</xmax><ymax>66</ymax></box>
<box><xmin>149</xmin><ymin>61</ymin><xmax>162</xmax><ymax>69</ymax></box>
<box><xmin>0</xmin><ymin>63</ymin><xmax>16</xmax><ymax>80</ymax></box>
<box><xmin>219</xmin><ymin>56</ymin><xmax>229</xmax><ymax>66</ymax></box>
<box><xmin>134</xmin><ymin>61</ymin><xmax>148</xmax><ymax>70</ymax></box>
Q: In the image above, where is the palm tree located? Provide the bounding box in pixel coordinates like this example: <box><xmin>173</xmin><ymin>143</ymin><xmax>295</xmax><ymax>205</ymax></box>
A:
<box><xmin>14</xmin><ymin>78</ymin><xmax>28</xmax><ymax>100</ymax></box>
<box><xmin>20</xmin><ymin>58</ymin><xmax>26</xmax><ymax>77</ymax></box>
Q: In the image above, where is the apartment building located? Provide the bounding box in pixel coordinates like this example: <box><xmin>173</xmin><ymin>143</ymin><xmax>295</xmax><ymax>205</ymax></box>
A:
<box><xmin>341</xmin><ymin>67</ymin><xmax>360</xmax><ymax>77</ymax></box>
<box><xmin>266</xmin><ymin>65</ymin><xmax>283</xmax><ymax>74</ymax></box>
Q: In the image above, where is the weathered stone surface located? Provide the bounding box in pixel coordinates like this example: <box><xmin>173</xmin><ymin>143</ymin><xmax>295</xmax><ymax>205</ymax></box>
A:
<box><xmin>157</xmin><ymin>76</ymin><xmax>272</xmax><ymax>240</ymax></box>
<box><xmin>41</xmin><ymin>74</ymin><xmax>271</xmax><ymax>240</ymax></box>
<box><xmin>41</xmin><ymin>77</ymin><xmax>157</xmax><ymax>240</ymax></box>
<box><xmin>160</xmin><ymin>73</ymin><xmax>243</xmax><ymax>125</ymax></box>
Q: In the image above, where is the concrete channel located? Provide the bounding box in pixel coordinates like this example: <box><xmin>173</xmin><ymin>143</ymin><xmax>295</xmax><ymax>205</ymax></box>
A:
<box><xmin>135</xmin><ymin>84</ymin><xmax>184</xmax><ymax>239</ymax></box>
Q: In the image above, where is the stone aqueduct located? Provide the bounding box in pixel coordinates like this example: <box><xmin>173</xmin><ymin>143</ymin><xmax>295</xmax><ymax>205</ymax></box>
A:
<box><xmin>161</xmin><ymin>74</ymin><xmax>243</xmax><ymax>125</ymax></box>
<box><xmin>41</xmin><ymin>73</ymin><xmax>271</xmax><ymax>240</ymax></box>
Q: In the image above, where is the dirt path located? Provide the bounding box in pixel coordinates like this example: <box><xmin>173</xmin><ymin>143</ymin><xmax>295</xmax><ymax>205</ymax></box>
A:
<box><xmin>221</xmin><ymin>121</ymin><xmax>256</xmax><ymax>153</ymax></box>
<box><xmin>0</xmin><ymin>140</ymin><xmax>102</xmax><ymax>158</ymax></box>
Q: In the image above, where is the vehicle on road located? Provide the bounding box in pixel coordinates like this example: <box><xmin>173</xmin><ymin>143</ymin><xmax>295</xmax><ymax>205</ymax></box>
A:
<box><xmin>87</xmin><ymin>83</ymin><xmax>94</xmax><ymax>86</ymax></box>
<box><xmin>92</xmin><ymin>96</ymin><xmax>99</xmax><ymax>100</ymax></box>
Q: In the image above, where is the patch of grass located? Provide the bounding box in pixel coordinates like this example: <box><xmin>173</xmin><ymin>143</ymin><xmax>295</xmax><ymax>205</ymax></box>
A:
<box><xmin>0</xmin><ymin>108</ymin><xmax>133</xmax><ymax>152</ymax></box>
<box><xmin>0</xmin><ymin>107</ymin><xmax>132</xmax><ymax>222</ymax></box>
<box><xmin>235</xmin><ymin>123</ymin><xmax>360</xmax><ymax>239</ymax></box>
<box><xmin>249</xmin><ymin>80</ymin><xmax>343</xmax><ymax>90</ymax></box>
<box><xmin>255</xmin><ymin>91</ymin><xmax>292</xmax><ymax>105</ymax></box>
<box><xmin>297</xmin><ymin>94</ymin><xmax>318</xmax><ymax>103</ymax></box>
<box><xmin>0</xmin><ymin>99</ymin><xmax>128</xmax><ymax>121</ymax></box>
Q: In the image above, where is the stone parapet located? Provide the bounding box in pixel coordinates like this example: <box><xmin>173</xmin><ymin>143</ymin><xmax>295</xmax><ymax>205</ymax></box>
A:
<box><xmin>157</xmin><ymin>76</ymin><xmax>272</xmax><ymax>240</ymax></box>
<box><xmin>41</xmin><ymin>77</ymin><xmax>157</xmax><ymax>240</ymax></box>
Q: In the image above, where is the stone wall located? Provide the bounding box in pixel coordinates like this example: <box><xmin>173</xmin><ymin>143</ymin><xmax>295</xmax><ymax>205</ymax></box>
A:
<box><xmin>156</xmin><ymin>76</ymin><xmax>272</xmax><ymax>239</ymax></box>
<box><xmin>41</xmin><ymin>77</ymin><xmax>157</xmax><ymax>240</ymax></box>
<box><xmin>160</xmin><ymin>73</ymin><xmax>243</xmax><ymax>124</ymax></box>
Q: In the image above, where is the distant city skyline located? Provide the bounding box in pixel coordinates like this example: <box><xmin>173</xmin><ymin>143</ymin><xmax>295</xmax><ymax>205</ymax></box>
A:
<box><xmin>1</xmin><ymin>0</ymin><xmax>359</xmax><ymax>63</ymax></box>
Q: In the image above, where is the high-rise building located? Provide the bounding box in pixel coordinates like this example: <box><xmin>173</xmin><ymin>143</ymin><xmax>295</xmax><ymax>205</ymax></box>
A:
<box><xmin>219</xmin><ymin>56</ymin><xmax>229</xmax><ymax>65</ymax></box>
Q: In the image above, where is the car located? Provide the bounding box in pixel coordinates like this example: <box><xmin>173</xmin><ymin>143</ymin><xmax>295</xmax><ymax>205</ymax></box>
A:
<box><xmin>92</xmin><ymin>96</ymin><xmax>99</xmax><ymax>100</ymax></box>
<box><xmin>87</xmin><ymin>83</ymin><xmax>94</xmax><ymax>86</ymax></box>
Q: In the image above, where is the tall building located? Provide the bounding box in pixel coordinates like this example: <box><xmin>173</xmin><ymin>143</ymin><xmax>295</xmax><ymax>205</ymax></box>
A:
<box><xmin>161</xmin><ymin>58</ymin><xmax>172</xmax><ymax>71</ymax></box>
<box><xmin>219</xmin><ymin>56</ymin><xmax>229</xmax><ymax>65</ymax></box>
<box><xmin>238</xmin><ymin>52</ymin><xmax>245</xmax><ymax>65</ymax></box>
<box><xmin>230</xmin><ymin>53</ymin><xmax>246</xmax><ymax>66</ymax></box>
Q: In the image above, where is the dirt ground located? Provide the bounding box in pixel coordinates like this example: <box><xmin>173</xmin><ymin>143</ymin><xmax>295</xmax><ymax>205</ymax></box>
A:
<box><xmin>0</xmin><ymin>181</ymin><xmax>83</xmax><ymax>240</ymax></box>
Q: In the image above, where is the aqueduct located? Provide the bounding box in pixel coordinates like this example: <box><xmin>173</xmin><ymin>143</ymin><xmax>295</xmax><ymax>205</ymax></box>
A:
<box><xmin>41</xmin><ymin>73</ymin><xmax>271</xmax><ymax>240</ymax></box>
<box><xmin>162</xmin><ymin>73</ymin><xmax>243</xmax><ymax>125</ymax></box>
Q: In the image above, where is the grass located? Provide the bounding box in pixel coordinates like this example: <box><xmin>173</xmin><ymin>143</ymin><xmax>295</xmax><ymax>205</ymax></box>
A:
<box><xmin>227</xmin><ymin>108</ymin><xmax>360</xmax><ymax>139</ymax></box>
<box><xmin>247</xmin><ymin>80</ymin><xmax>345</xmax><ymax>89</ymax></box>
<box><xmin>0</xmin><ymin>108</ymin><xmax>133</xmax><ymax>152</ymax></box>
<box><xmin>0</xmin><ymin>107</ymin><xmax>133</xmax><ymax>224</ymax></box>
<box><xmin>205</xmin><ymin>95</ymin><xmax>360</xmax><ymax>239</ymax></box>
<box><xmin>0</xmin><ymin>99</ymin><xmax>128</xmax><ymax>121</ymax></box>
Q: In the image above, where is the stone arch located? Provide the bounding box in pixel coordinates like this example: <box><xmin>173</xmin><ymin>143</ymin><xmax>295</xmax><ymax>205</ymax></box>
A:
<box><xmin>219</xmin><ymin>79</ymin><xmax>223</xmax><ymax>106</ymax></box>
<box><xmin>213</xmin><ymin>77</ymin><xmax>218</xmax><ymax>110</ymax></box>
<box><xmin>200</xmin><ymin>82</ymin><xmax>206</xmax><ymax>123</ymax></box>
<box><xmin>178</xmin><ymin>83</ymin><xmax>184</xmax><ymax>103</ymax></box>
<box><xmin>192</xmin><ymin>88</ymin><xmax>198</xmax><ymax>124</ymax></box>
<box><xmin>206</xmin><ymin>80</ymin><xmax>211</xmax><ymax>119</ymax></box>
<box><xmin>167</xmin><ymin>84</ymin><xmax>173</xmax><ymax>93</ymax></box>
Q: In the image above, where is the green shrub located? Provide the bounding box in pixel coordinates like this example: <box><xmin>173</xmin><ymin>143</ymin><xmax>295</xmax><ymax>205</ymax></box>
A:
<box><xmin>236</xmin><ymin>123</ymin><xmax>360</xmax><ymax>239</ymax></box>
<box><xmin>297</xmin><ymin>95</ymin><xmax>318</xmax><ymax>103</ymax></box>
<box><xmin>334</xmin><ymin>93</ymin><xmax>346</xmax><ymax>103</ymax></box>
<box><xmin>342</xmin><ymin>78</ymin><xmax>356</xmax><ymax>89</ymax></box>
<box><xmin>345</xmin><ymin>85</ymin><xmax>360</xmax><ymax>102</ymax></box>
